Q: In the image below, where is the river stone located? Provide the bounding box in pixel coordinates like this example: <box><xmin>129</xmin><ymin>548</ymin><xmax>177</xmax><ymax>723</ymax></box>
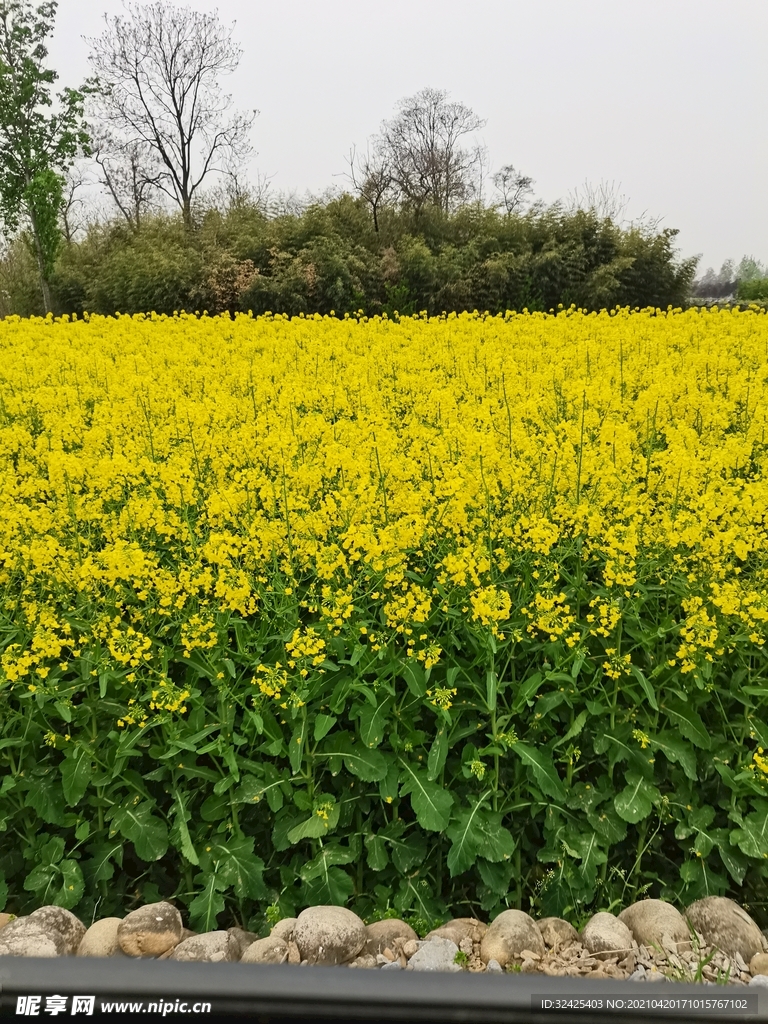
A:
<box><xmin>117</xmin><ymin>901</ymin><xmax>183</xmax><ymax>958</ymax></box>
<box><xmin>294</xmin><ymin>907</ymin><xmax>366</xmax><ymax>966</ymax></box>
<box><xmin>537</xmin><ymin>917</ymin><xmax>580</xmax><ymax>949</ymax></box>
<box><xmin>480</xmin><ymin>910</ymin><xmax>545</xmax><ymax>967</ymax></box>
<box><xmin>406</xmin><ymin>935</ymin><xmax>461</xmax><ymax>972</ymax></box>
<box><xmin>750</xmin><ymin>953</ymin><xmax>768</xmax><ymax>977</ymax></box>
<box><xmin>227</xmin><ymin>927</ymin><xmax>258</xmax><ymax>960</ymax></box>
<box><xmin>77</xmin><ymin>918</ymin><xmax>123</xmax><ymax>957</ymax></box>
<box><xmin>271</xmin><ymin>918</ymin><xmax>298</xmax><ymax>942</ymax></box>
<box><xmin>240</xmin><ymin>936</ymin><xmax>289</xmax><ymax>964</ymax></box>
<box><xmin>427</xmin><ymin>918</ymin><xmax>487</xmax><ymax>946</ymax></box>
<box><xmin>619</xmin><ymin>900</ymin><xmax>689</xmax><ymax>948</ymax></box>
<box><xmin>0</xmin><ymin>913</ymin><xmax>15</xmax><ymax>931</ymax></box>
<box><xmin>581</xmin><ymin>913</ymin><xmax>634</xmax><ymax>959</ymax></box>
<box><xmin>685</xmin><ymin>897</ymin><xmax>764</xmax><ymax>962</ymax></box>
<box><xmin>28</xmin><ymin>906</ymin><xmax>86</xmax><ymax>955</ymax></box>
<box><xmin>0</xmin><ymin>918</ymin><xmax>67</xmax><ymax>957</ymax></box>
<box><xmin>169</xmin><ymin>931</ymin><xmax>236</xmax><ymax>962</ymax></box>
<box><xmin>364</xmin><ymin>919</ymin><xmax>419</xmax><ymax>956</ymax></box>
<box><xmin>348</xmin><ymin>953</ymin><xmax>378</xmax><ymax>969</ymax></box>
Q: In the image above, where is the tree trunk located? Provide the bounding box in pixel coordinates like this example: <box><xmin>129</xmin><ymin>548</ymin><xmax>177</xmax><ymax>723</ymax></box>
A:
<box><xmin>28</xmin><ymin>208</ymin><xmax>53</xmax><ymax>314</ymax></box>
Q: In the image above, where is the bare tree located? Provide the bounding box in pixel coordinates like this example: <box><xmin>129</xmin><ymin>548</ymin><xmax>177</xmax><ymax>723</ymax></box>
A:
<box><xmin>492</xmin><ymin>164</ymin><xmax>534</xmax><ymax>215</ymax></box>
<box><xmin>567</xmin><ymin>178</ymin><xmax>629</xmax><ymax>223</ymax></box>
<box><xmin>344</xmin><ymin>143</ymin><xmax>395</xmax><ymax>232</ymax></box>
<box><xmin>375</xmin><ymin>87</ymin><xmax>486</xmax><ymax>215</ymax></box>
<box><xmin>60</xmin><ymin>164</ymin><xmax>89</xmax><ymax>244</ymax></box>
<box><xmin>89</xmin><ymin>124</ymin><xmax>164</xmax><ymax>231</ymax></box>
<box><xmin>85</xmin><ymin>2</ymin><xmax>256</xmax><ymax>229</ymax></box>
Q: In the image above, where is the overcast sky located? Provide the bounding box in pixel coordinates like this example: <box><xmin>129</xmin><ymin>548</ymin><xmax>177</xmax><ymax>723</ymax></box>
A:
<box><xmin>49</xmin><ymin>0</ymin><xmax>767</xmax><ymax>274</ymax></box>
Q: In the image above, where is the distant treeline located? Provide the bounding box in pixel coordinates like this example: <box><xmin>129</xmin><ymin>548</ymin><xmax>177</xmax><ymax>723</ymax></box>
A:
<box><xmin>690</xmin><ymin>256</ymin><xmax>768</xmax><ymax>302</ymax></box>
<box><xmin>1</xmin><ymin>195</ymin><xmax>702</xmax><ymax>318</ymax></box>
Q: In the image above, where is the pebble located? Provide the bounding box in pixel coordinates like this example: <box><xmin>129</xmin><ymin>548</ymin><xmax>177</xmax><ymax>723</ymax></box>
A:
<box><xmin>581</xmin><ymin>912</ymin><xmax>634</xmax><ymax>960</ymax></box>
<box><xmin>240</xmin><ymin>936</ymin><xmax>289</xmax><ymax>964</ymax></box>
<box><xmin>117</xmin><ymin>902</ymin><xmax>183</xmax><ymax>958</ymax></box>
<box><xmin>169</xmin><ymin>931</ymin><xmax>237</xmax><ymax>963</ymax></box>
<box><xmin>619</xmin><ymin>900</ymin><xmax>689</xmax><ymax>948</ymax></box>
<box><xmin>293</xmin><ymin>906</ymin><xmax>366</xmax><ymax>966</ymax></box>
<box><xmin>685</xmin><ymin>897</ymin><xmax>764</xmax><ymax>962</ymax></box>
<box><xmin>270</xmin><ymin>918</ymin><xmax>297</xmax><ymax>943</ymax></box>
<box><xmin>537</xmin><ymin>917</ymin><xmax>580</xmax><ymax>949</ymax></box>
<box><xmin>0</xmin><ymin>918</ymin><xmax>67</xmax><ymax>958</ymax></box>
<box><xmin>480</xmin><ymin>909</ymin><xmax>546</xmax><ymax>967</ymax></box>
<box><xmin>365</xmin><ymin>918</ymin><xmax>418</xmax><ymax>956</ymax></box>
<box><xmin>77</xmin><ymin>918</ymin><xmax>123</xmax><ymax>957</ymax></box>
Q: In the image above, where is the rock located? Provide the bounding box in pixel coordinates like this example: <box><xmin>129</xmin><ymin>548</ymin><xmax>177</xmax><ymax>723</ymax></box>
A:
<box><xmin>117</xmin><ymin>902</ymin><xmax>183</xmax><ymax>958</ymax></box>
<box><xmin>28</xmin><ymin>906</ymin><xmax>86</xmax><ymax>955</ymax></box>
<box><xmin>426</xmin><ymin>918</ymin><xmax>487</xmax><ymax>946</ymax></box>
<box><xmin>348</xmin><ymin>953</ymin><xmax>378</xmax><ymax>969</ymax></box>
<box><xmin>581</xmin><ymin>913</ymin><xmax>634</xmax><ymax>960</ymax></box>
<box><xmin>0</xmin><ymin>918</ymin><xmax>67</xmax><ymax>958</ymax></box>
<box><xmin>179</xmin><ymin>928</ymin><xmax>197</xmax><ymax>942</ymax></box>
<box><xmin>537</xmin><ymin>917</ymin><xmax>580</xmax><ymax>949</ymax></box>
<box><xmin>286</xmin><ymin>940</ymin><xmax>301</xmax><ymax>964</ymax></box>
<box><xmin>381</xmin><ymin>959</ymin><xmax>402</xmax><ymax>971</ymax></box>
<box><xmin>749</xmin><ymin>975</ymin><xmax>768</xmax><ymax>988</ymax></box>
<box><xmin>77</xmin><ymin>918</ymin><xmax>123</xmax><ymax>957</ymax></box>
<box><xmin>227</xmin><ymin>927</ymin><xmax>258</xmax><ymax>960</ymax></box>
<box><xmin>293</xmin><ymin>907</ymin><xmax>366</xmax><ymax>967</ymax></box>
<box><xmin>486</xmin><ymin>959</ymin><xmax>503</xmax><ymax>973</ymax></box>
<box><xmin>270</xmin><ymin>918</ymin><xmax>297</xmax><ymax>942</ymax></box>
<box><xmin>685</xmin><ymin>897</ymin><xmax>764</xmax><ymax>962</ymax></box>
<box><xmin>364</xmin><ymin>918</ymin><xmax>419</xmax><ymax>956</ymax></box>
<box><xmin>750</xmin><ymin>953</ymin><xmax>768</xmax><ymax>977</ymax></box>
<box><xmin>619</xmin><ymin>900</ymin><xmax>688</xmax><ymax>949</ymax></box>
<box><xmin>0</xmin><ymin>913</ymin><xmax>15</xmax><ymax>931</ymax></box>
<box><xmin>480</xmin><ymin>910</ymin><xmax>545</xmax><ymax>967</ymax></box>
<box><xmin>406</xmin><ymin>936</ymin><xmax>461</xmax><ymax>972</ymax></box>
<box><xmin>240</xmin><ymin>936</ymin><xmax>289</xmax><ymax>964</ymax></box>
<box><xmin>169</xmin><ymin>931</ymin><xmax>237</xmax><ymax>962</ymax></box>
<box><xmin>402</xmin><ymin>939</ymin><xmax>420</xmax><ymax>958</ymax></box>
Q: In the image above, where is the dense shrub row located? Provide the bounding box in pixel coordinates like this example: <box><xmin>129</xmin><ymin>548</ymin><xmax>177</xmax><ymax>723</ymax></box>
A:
<box><xmin>0</xmin><ymin>196</ymin><xmax>698</xmax><ymax>318</ymax></box>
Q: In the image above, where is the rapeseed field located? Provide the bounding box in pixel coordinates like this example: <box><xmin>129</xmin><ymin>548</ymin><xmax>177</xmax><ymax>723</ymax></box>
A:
<box><xmin>0</xmin><ymin>307</ymin><xmax>766</xmax><ymax>932</ymax></box>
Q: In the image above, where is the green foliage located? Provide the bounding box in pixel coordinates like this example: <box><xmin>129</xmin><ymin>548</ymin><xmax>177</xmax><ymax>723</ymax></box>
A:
<box><xmin>22</xmin><ymin>168</ymin><xmax>63</xmax><ymax>277</ymax></box>
<box><xmin>0</xmin><ymin>0</ymin><xmax>89</xmax><ymax>307</ymax></box>
<box><xmin>0</xmin><ymin>233</ymin><xmax>42</xmax><ymax>316</ymax></box>
<box><xmin>738</xmin><ymin>278</ymin><xmax>768</xmax><ymax>302</ymax></box>
<box><xmin>2</xmin><ymin>193</ymin><xmax>698</xmax><ymax>319</ymax></box>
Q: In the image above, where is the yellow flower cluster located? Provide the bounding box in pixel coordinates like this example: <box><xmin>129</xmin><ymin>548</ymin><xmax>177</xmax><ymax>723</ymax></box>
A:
<box><xmin>470</xmin><ymin>585</ymin><xmax>512</xmax><ymax>637</ymax></box>
<box><xmin>285</xmin><ymin>626</ymin><xmax>327</xmax><ymax>677</ymax></box>
<box><xmin>0</xmin><ymin>306</ymin><xmax>767</xmax><ymax>724</ymax></box>
<box><xmin>148</xmin><ymin>680</ymin><xmax>191</xmax><ymax>714</ymax></box>
<box><xmin>427</xmin><ymin>686</ymin><xmax>457</xmax><ymax>711</ymax></box>
<box><xmin>752</xmin><ymin>748</ymin><xmax>768</xmax><ymax>778</ymax></box>
<box><xmin>522</xmin><ymin>591</ymin><xmax>579</xmax><ymax>647</ymax></box>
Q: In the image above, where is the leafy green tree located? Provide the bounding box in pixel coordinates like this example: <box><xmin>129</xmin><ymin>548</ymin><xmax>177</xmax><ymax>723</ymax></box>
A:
<box><xmin>0</xmin><ymin>0</ymin><xmax>89</xmax><ymax>312</ymax></box>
